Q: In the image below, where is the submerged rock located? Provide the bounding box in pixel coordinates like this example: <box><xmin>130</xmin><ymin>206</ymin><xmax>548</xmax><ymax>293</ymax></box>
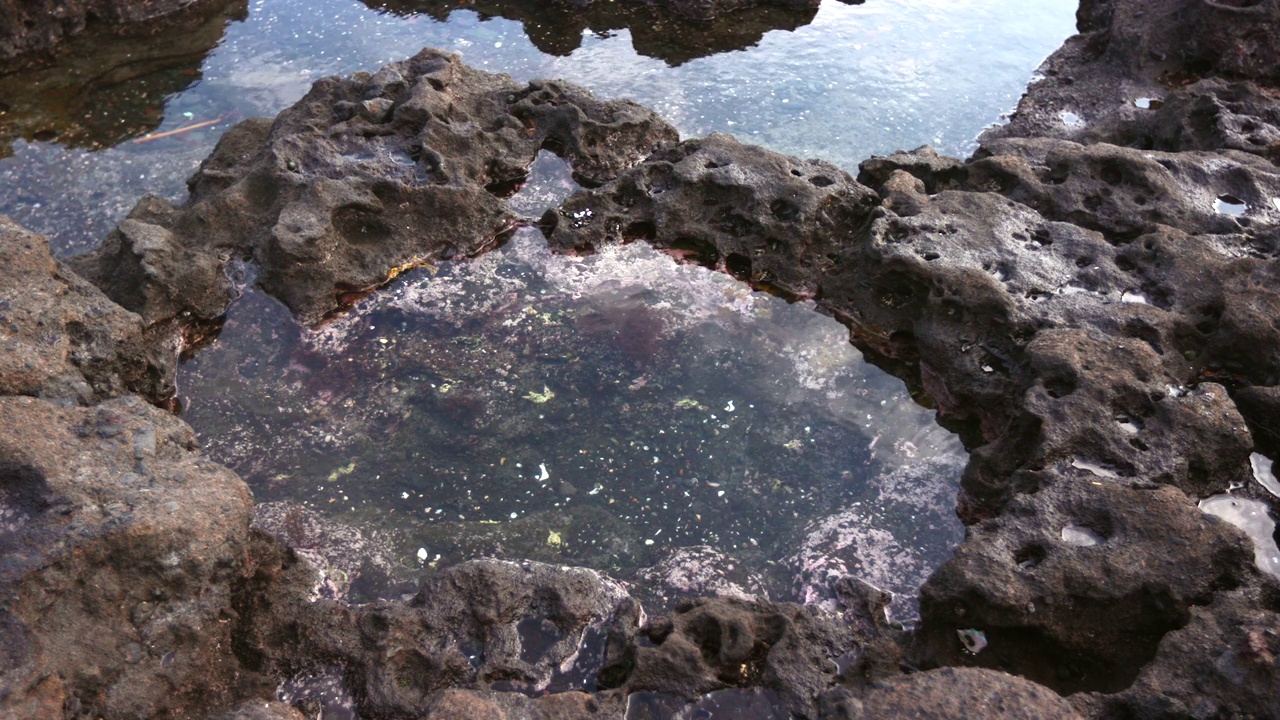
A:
<box><xmin>6</xmin><ymin>0</ymin><xmax>1280</xmax><ymax>714</ymax></box>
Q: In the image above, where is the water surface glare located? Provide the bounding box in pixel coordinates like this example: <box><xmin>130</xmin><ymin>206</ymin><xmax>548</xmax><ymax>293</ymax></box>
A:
<box><xmin>0</xmin><ymin>0</ymin><xmax>1076</xmax><ymax>254</ymax></box>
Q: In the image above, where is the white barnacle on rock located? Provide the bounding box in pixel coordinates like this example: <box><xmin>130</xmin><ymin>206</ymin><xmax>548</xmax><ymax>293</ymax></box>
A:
<box><xmin>957</xmin><ymin>628</ymin><xmax>988</xmax><ymax>654</ymax></box>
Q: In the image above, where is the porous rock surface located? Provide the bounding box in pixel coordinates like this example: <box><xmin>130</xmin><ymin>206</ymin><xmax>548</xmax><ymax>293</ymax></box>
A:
<box><xmin>539</xmin><ymin>0</ymin><xmax>1280</xmax><ymax>709</ymax></box>
<box><xmin>3</xmin><ymin>0</ymin><xmax>1280</xmax><ymax>717</ymax></box>
<box><xmin>68</xmin><ymin>47</ymin><xmax>677</xmax><ymax>326</ymax></box>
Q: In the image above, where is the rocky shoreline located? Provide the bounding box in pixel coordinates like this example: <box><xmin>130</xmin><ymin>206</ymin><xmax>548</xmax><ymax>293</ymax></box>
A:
<box><xmin>3</xmin><ymin>0</ymin><xmax>1280</xmax><ymax>718</ymax></box>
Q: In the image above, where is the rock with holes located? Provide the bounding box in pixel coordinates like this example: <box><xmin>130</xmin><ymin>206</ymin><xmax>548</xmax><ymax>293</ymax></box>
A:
<box><xmin>541</xmin><ymin>133</ymin><xmax>880</xmax><ymax>298</ymax></box>
<box><xmin>968</xmin><ymin>138</ymin><xmax>1280</xmax><ymax>239</ymax></box>
<box><xmin>69</xmin><ymin>47</ymin><xmax>677</xmax><ymax>324</ymax></box>
<box><xmin>0</xmin><ymin>395</ymin><xmax>257</xmax><ymax>718</ymax></box>
<box><xmin>1074</xmin><ymin>79</ymin><xmax>1280</xmax><ymax>161</ymax></box>
<box><xmin>0</xmin><ymin>216</ymin><xmax>175</xmax><ymax>404</ymax></box>
<box><xmin>821</xmin><ymin>666</ymin><xmax>1083</xmax><ymax>720</ymax></box>
<box><xmin>985</xmin><ymin>0</ymin><xmax>1280</xmax><ymax>155</ymax></box>
<box><xmin>233</xmin><ymin>556</ymin><xmax>638</xmax><ymax>718</ymax></box>
<box><xmin>918</xmin><ymin>478</ymin><xmax>1254</xmax><ymax>695</ymax></box>
<box><xmin>364</xmin><ymin>0</ymin><xmax>820</xmax><ymax>66</ymax></box>
<box><xmin>1069</xmin><ymin>585</ymin><xmax>1280</xmax><ymax>720</ymax></box>
<box><xmin>620</xmin><ymin>588</ymin><xmax>901</xmax><ymax>718</ymax></box>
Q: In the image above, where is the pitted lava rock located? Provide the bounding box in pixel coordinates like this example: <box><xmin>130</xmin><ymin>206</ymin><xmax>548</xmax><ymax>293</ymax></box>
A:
<box><xmin>985</xmin><ymin>0</ymin><xmax>1280</xmax><ymax>160</ymax></box>
<box><xmin>364</xmin><ymin>0</ymin><xmax>820</xmax><ymax>66</ymax></box>
<box><xmin>1070</xmin><ymin>586</ymin><xmax>1280</xmax><ymax>720</ymax></box>
<box><xmin>542</xmin><ymin>133</ymin><xmax>879</xmax><ymax>299</ymax></box>
<box><xmin>615</xmin><ymin>579</ymin><xmax>901</xmax><ymax>718</ymax></box>
<box><xmin>5</xmin><ymin>0</ymin><xmax>1280</xmax><ymax>716</ymax></box>
<box><xmin>69</xmin><ymin>47</ymin><xmax>677</xmax><ymax>325</ymax></box>
<box><xmin>537</xmin><ymin>3</ymin><xmax>1280</xmax><ymax>706</ymax></box>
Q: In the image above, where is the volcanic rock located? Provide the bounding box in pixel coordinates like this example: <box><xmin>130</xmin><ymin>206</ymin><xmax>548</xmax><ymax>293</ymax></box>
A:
<box><xmin>0</xmin><ymin>395</ymin><xmax>256</xmax><ymax>718</ymax></box>
<box><xmin>822</xmin><ymin>666</ymin><xmax>1083</xmax><ymax>720</ymax></box>
<box><xmin>0</xmin><ymin>216</ymin><xmax>174</xmax><ymax>404</ymax></box>
<box><xmin>69</xmin><ymin>47</ymin><xmax>678</xmax><ymax>325</ymax></box>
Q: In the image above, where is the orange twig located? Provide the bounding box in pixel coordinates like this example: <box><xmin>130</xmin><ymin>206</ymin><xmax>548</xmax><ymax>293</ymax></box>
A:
<box><xmin>133</xmin><ymin>116</ymin><xmax>224</xmax><ymax>144</ymax></box>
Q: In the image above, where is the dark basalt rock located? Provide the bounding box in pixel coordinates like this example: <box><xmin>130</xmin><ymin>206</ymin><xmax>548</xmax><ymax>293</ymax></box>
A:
<box><xmin>0</xmin><ymin>216</ymin><xmax>174</xmax><ymax>404</ymax></box>
<box><xmin>68</xmin><ymin>48</ymin><xmax>678</xmax><ymax>326</ymax></box>
<box><xmin>9</xmin><ymin>0</ymin><xmax>1280</xmax><ymax>714</ymax></box>
<box><xmin>985</xmin><ymin>0</ymin><xmax>1280</xmax><ymax>160</ymax></box>
<box><xmin>1070</xmin><ymin>586</ymin><xmax>1280</xmax><ymax>720</ymax></box>
<box><xmin>542</xmin><ymin>133</ymin><xmax>880</xmax><ymax>299</ymax></box>
<box><xmin>233</xmin><ymin>552</ymin><xmax>640</xmax><ymax>718</ymax></box>
<box><xmin>920</xmin><ymin>480</ymin><xmax>1254</xmax><ymax>694</ymax></box>
<box><xmin>0</xmin><ymin>395</ymin><xmax>256</xmax><ymax>719</ymax></box>
<box><xmin>364</xmin><ymin>0</ymin><xmax>820</xmax><ymax>66</ymax></box>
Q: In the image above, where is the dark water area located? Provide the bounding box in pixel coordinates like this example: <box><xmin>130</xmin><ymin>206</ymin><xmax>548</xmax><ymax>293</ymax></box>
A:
<box><xmin>1</xmin><ymin>0</ymin><xmax>1075</xmax><ymax>619</ymax></box>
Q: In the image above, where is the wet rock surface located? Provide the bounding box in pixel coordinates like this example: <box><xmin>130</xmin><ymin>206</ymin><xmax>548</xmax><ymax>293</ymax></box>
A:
<box><xmin>364</xmin><ymin>0</ymin><xmax>822</xmax><ymax>66</ymax></box>
<box><xmin>4</xmin><ymin>0</ymin><xmax>1280</xmax><ymax>717</ymax></box>
<box><xmin>824</xmin><ymin>666</ymin><xmax>1084</xmax><ymax>720</ymax></box>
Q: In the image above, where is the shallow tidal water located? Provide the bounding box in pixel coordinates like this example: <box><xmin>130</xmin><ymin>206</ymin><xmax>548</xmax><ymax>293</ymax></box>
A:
<box><xmin>2</xmin><ymin>0</ymin><xmax>1077</xmax><ymax>617</ymax></box>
